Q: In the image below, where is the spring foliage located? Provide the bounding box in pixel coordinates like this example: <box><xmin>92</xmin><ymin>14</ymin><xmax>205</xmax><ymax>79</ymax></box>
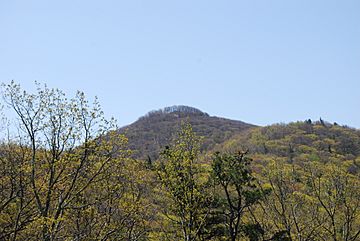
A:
<box><xmin>0</xmin><ymin>82</ymin><xmax>359</xmax><ymax>240</ymax></box>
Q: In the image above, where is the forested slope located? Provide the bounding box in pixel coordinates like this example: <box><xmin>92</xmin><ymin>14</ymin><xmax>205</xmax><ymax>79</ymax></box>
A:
<box><xmin>214</xmin><ymin>119</ymin><xmax>360</xmax><ymax>172</ymax></box>
<box><xmin>117</xmin><ymin>105</ymin><xmax>255</xmax><ymax>160</ymax></box>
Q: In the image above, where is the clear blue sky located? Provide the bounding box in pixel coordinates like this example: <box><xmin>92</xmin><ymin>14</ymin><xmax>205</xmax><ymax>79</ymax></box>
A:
<box><xmin>1</xmin><ymin>0</ymin><xmax>359</xmax><ymax>127</ymax></box>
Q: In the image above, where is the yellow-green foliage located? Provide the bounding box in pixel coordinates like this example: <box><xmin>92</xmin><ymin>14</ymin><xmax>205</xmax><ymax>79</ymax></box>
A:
<box><xmin>1</xmin><ymin>82</ymin><xmax>360</xmax><ymax>241</ymax></box>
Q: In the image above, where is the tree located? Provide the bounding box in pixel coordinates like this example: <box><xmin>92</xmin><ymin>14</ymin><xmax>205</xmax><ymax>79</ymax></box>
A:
<box><xmin>0</xmin><ymin>81</ymin><xmax>127</xmax><ymax>240</ymax></box>
<box><xmin>259</xmin><ymin>160</ymin><xmax>320</xmax><ymax>241</ymax></box>
<box><xmin>156</xmin><ymin>122</ymin><xmax>211</xmax><ymax>241</ymax></box>
<box><xmin>0</xmin><ymin>142</ymin><xmax>35</xmax><ymax>240</ymax></box>
<box><xmin>64</xmin><ymin>146</ymin><xmax>155</xmax><ymax>240</ymax></box>
<box><xmin>210</xmin><ymin>151</ymin><xmax>264</xmax><ymax>241</ymax></box>
<box><xmin>305</xmin><ymin>162</ymin><xmax>360</xmax><ymax>241</ymax></box>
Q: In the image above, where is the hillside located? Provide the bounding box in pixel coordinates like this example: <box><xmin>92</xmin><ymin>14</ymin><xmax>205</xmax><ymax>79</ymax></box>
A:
<box><xmin>117</xmin><ymin>105</ymin><xmax>255</xmax><ymax>160</ymax></box>
<box><xmin>118</xmin><ymin>106</ymin><xmax>360</xmax><ymax>170</ymax></box>
<box><xmin>213</xmin><ymin>119</ymin><xmax>360</xmax><ymax>173</ymax></box>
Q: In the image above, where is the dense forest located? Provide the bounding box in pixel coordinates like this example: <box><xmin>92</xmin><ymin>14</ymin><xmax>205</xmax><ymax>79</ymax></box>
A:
<box><xmin>0</xmin><ymin>81</ymin><xmax>359</xmax><ymax>241</ymax></box>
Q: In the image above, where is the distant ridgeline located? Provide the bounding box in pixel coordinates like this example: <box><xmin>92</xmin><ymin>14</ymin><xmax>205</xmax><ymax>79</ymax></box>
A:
<box><xmin>139</xmin><ymin>105</ymin><xmax>209</xmax><ymax>120</ymax></box>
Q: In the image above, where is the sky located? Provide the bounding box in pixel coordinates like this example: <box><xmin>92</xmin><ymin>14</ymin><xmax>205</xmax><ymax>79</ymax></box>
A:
<box><xmin>0</xmin><ymin>0</ymin><xmax>359</xmax><ymax>128</ymax></box>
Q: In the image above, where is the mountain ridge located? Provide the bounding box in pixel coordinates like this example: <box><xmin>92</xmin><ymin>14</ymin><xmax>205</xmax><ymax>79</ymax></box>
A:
<box><xmin>117</xmin><ymin>105</ymin><xmax>360</xmax><ymax>171</ymax></box>
<box><xmin>117</xmin><ymin>105</ymin><xmax>256</xmax><ymax>160</ymax></box>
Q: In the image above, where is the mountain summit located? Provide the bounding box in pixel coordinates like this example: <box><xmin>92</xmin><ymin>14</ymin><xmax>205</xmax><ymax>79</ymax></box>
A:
<box><xmin>118</xmin><ymin>105</ymin><xmax>255</xmax><ymax>160</ymax></box>
<box><xmin>149</xmin><ymin>105</ymin><xmax>209</xmax><ymax>116</ymax></box>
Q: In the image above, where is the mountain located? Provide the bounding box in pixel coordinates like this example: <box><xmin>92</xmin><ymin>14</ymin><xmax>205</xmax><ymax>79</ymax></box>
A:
<box><xmin>117</xmin><ymin>105</ymin><xmax>255</xmax><ymax>160</ymax></box>
<box><xmin>212</xmin><ymin>119</ymin><xmax>360</xmax><ymax>173</ymax></box>
<box><xmin>118</xmin><ymin>105</ymin><xmax>360</xmax><ymax>174</ymax></box>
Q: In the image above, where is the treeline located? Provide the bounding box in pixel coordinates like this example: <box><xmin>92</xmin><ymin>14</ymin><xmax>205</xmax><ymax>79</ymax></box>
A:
<box><xmin>0</xmin><ymin>82</ymin><xmax>359</xmax><ymax>240</ymax></box>
<box><xmin>139</xmin><ymin>105</ymin><xmax>209</xmax><ymax>121</ymax></box>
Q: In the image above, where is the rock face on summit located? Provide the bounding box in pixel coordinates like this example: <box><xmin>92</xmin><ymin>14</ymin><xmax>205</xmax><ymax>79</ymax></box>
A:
<box><xmin>118</xmin><ymin>105</ymin><xmax>255</xmax><ymax>160</ymax></box>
